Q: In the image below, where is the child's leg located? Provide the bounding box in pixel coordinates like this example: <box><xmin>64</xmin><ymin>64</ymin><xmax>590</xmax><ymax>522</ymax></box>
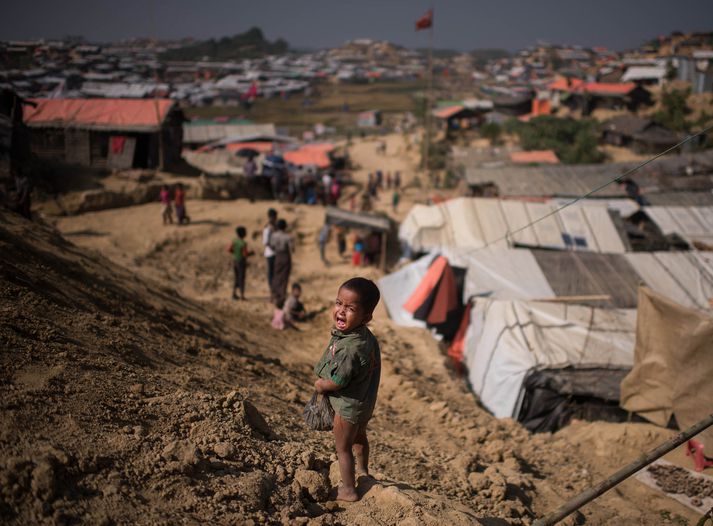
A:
<box><xmin>353</xmin><ymin>422</ymin><xmax>369</xmax><ymax>477</ymax></box>
<box><xmin>238</xmin><ymin>261</ymin><xmax>247</xmax><ymax>298</ymax></box>
<box><xmin>333</xmin><ymin>414</ymin><xmax>359</xmax><ymax>501</ymax></box>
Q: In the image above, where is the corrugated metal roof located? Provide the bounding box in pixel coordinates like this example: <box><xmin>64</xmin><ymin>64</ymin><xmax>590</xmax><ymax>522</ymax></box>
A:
<box><xmin>325</xmin><ymin>207</ymin><xmax>392</xmax><ymax>232</ymax></box>
<box><xmin>465</xmin><ymin>164</ymin><xmax>630</xmax><ymax>197</ymax></box>
<box><xmin>183</xmin><ymin>123</ymin><xmax>276</xmax><ymax>144</ymax></box>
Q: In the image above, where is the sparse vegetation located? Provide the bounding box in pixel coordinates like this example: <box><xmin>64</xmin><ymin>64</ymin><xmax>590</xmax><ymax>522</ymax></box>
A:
<box><xmin>506</xmin><ymin>116</ymin><xmax>605</xmax><ymax>164</ymax></box>
<box><xmin>653</xmin><ymin>88</ymin><xmax>693</xmax><ymax>133</ymax></box>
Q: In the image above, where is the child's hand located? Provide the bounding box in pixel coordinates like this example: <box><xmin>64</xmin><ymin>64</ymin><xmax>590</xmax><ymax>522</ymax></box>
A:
<box><xmin>314</xmin><ymin>379</ymin><xmax>324</xmax><ymax>393</ymax></box>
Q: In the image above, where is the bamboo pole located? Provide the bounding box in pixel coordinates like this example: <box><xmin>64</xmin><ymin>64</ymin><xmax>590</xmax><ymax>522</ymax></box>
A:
<box><xmin>533</xmin><ymin>413</ymin><xmax>713</xmax><ymax>526</ymax></box>
<box><xmin>422</xmin><ymin>10</ymin><xmax>434</xmax><ymax>175</ymax></box>
<box><xmin>532</xmin><ymin>295</ymin><xmax>612</xmax><ymax>303</ymax></box>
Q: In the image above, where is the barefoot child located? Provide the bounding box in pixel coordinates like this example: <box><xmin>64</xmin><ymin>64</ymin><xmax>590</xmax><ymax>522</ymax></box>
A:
<box><xmin>314</xmin><ymin>278</ymin><xmax>381</xmax><ymax>502</ymax></box>
<box><xmin>227</xmin><ymin>226</ymin><xmax>253</xmax><ymax>300</ymax></box>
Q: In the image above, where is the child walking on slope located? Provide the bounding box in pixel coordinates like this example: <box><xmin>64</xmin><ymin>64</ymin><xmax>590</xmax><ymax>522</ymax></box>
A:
<box><xmin>314</xmin><ymin>277</ymin><xmax>381</xmax><ymax>502</ymax></box>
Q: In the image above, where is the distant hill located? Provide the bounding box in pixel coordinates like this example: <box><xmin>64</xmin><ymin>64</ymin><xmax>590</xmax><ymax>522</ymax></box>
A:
<box><xmin>471</xmin><ymin>48</ymin><xmax>511</xmax><ymax>64</ymax></box>
<box><xmin>160</xmin><ymin>27</ymin><xmax>289</xmax><ymax>61</ymax></box>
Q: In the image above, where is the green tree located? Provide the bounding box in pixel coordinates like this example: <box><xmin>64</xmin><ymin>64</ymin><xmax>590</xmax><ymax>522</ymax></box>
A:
<box><xmin>653</xmin><ymin>88</ymin><xmax>692</xmax><ymax>132</ymax></box>
<box><xmin>480</xmin><ymin>122</ymin><xmax>502</xmax><ymax>145</ymax></box>
<box><xmin>510</xmin><ymin>116</ymin><xmax>604</xmax><ymax>164</ymax></box>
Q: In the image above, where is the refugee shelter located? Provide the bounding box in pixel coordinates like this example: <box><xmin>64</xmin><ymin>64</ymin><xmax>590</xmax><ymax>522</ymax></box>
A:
<box><xmin>399</xmin><ymin>197</ymin><xmax>630</xmax><ymax>254</ymax></box>
<box><xmin>462</xmin><ymin>297</ymin><xmax>636</xmax><ymax>422</ymax></box>
<box><xmin>357</xmin><ymin>110</ymin><xmax>382</xmax><ymax>128</ymax></box>
<box><xmin>24</xmin><ymin>98</ymin><xmax>184</xmax><ymax>170</ymax></box>
<box><xmin>620</xmin><ymin>287</ymin><xmax>713</xmax><ymax>447</ymax></box>
<box><xmin>433</xmin><ymin>105</ymin><xmax>487</xmax><ymax>130</ymax></box>
<box><xmin>641</xmin><ymin>205</ymin><xmax>713</xmax><ymax>248</ymax></box>
<box><xmin>548</xmin><ymin>78</ymin><xmax>652</xmax><ymax>113</ymax></box>
<box><xmin>324</xmin><ymin>206</ymin><xmax>394</xmax><ymax>269</ymax></box>
<box><xmin>465</xmin><ymin>164</ymin><xmax>629</xmax><ymax>198</ymax></box>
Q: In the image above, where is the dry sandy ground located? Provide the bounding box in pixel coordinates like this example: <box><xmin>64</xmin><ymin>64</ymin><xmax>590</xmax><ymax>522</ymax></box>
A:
<box><xmin>1</xmin><ymin>134</ymin><xmax>706</xmax><ymax>525</ymax></box>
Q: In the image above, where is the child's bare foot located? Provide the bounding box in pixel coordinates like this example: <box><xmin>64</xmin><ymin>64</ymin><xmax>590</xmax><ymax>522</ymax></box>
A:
<box><xmin>336</xmin><ymin>485</ymin><xmax>359</xmax><ymax>502</ymax></box>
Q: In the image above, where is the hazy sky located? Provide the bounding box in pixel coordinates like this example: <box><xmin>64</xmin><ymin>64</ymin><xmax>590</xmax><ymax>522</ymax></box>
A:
<box><xmin>2</xmin><ymin>0</ymin><xmax>712</xmax><ymax>52</ymax></box>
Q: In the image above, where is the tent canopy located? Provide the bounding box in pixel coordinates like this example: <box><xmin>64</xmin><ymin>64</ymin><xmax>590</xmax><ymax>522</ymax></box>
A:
<box><xmin>464</xmin><ymin>298</ymin><xmax>636</xmax><ymax>418</ymax></box>
<box><xmin>399</xmin><ymin>197</ymin><xmax>628</xmax><ymax>254</ymax></box>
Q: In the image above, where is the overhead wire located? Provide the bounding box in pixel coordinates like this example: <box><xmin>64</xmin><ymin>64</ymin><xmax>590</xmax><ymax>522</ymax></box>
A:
<box><xmin>470</xmin><ymin>122</ymin><xmax>713</xmax><ymax>253</ymax></box>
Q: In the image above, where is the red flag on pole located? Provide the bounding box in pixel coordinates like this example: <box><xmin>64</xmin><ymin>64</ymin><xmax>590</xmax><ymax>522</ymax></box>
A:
<box><xmin>415</xmin><ymin>9</ymin><xmax>433</xmax><ymax>31</ymax></box>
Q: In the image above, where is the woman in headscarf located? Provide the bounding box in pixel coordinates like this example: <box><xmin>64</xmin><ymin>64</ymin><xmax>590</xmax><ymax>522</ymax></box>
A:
<box><xmin>269</xmin><ymin>219</ymin><xmax>295</xmax><ymax>308</ymax></box>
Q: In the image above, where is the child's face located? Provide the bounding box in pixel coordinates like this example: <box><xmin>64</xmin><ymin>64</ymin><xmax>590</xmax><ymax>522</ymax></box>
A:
<box><xmin>333</xmin><ymin>287</ymin><xmax>370</xmax><ymax>332</ymax></box>
<box><xmin>292</xmin><ymin>287</ymin><xmax>301</xmax><ymax>299</ymax></box>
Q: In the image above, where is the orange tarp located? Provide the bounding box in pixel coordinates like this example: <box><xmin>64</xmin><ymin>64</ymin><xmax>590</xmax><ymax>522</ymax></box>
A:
<box><xmin>426</xmin><ymin>262</ymin><xmax>458</xmax><ymax>325</ymax></box>
<box><xmin>403</xmin><ymin>256</ymin><xmax>448</xmax><ymax>314</ymax></box>
<box><xmin>510</xmin><ymin>150</ymin><xmax>560</xmax><ymax>164</ymax></box>
<box><xmin>225</xmin><ymin>142</ymin><xmax>275</xmax><ymax>153</ymax></box>
<box><xmin>447</xmin><ymin>303</ymin><xmax>472</xmax><ymax>366</ymax></box>
<box><xmin>283</xmin><ymin>143</ymin><xmax>335</xmax><ymax>168</ymax></box>
<box><xmin>25</xmin><ymin>98</ymin><xmax>175</xmax><ymax>130</ymax></box>
<box><xmin>548</xmin><ymin>79</ymin><xmax>635</xmax><ymax>96</ymax></box>
<box><xmin>434</xmin><ymin>105</ymin><xmax>465</xmax><ymax>119</ymax></box>
<box><xmin>403</xmin><ymin>256</ymin><xmax>459</xmax><ymax>325</ymax></box>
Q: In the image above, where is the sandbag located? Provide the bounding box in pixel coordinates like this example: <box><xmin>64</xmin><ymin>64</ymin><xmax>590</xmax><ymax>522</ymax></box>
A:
<box><xmin>303</xmin><ymin>391</ymin><xmax>334</xmax><ymax>431</ymax></box>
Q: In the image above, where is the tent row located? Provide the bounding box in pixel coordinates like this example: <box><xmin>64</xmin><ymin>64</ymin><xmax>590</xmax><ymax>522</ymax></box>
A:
<box><xmin>381</xmin><ymin>248</ymin><xmax>713</xmax><ymax>314</ymax></box>
<box><xmin>399</xmin><ymin>197</ymin><xmax>630</xmax><ymax>254</ymax></box>
<box><xmin>379</xmin><ymin>249</ymin><xmax>713</xmax><ymax>430</ymax></box>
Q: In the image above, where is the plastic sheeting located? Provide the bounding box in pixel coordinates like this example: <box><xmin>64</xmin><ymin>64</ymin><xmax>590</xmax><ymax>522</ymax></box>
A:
<box><xmin>398</xmin><ymin>197</ymin><xmax>627</xmax><ymax>254</ymax></box>
<box><xmin>25</xmin><ymin>98</ymin><xmax>175</xmax><ymax>131</ymax></box>
<box><xmin>644</xmin><ymin>206</ymin><xmax>713</xmax><ymax>247</ymax></box>
<box><xmin>463</xmin><ymin>298</ymin><xmax>636</xmax><ymax>418</ymax></box>
<box><xmin>625</xmin><ymin>252</ymin><xmax>713</xmax><ymax>311</ymax></box>
<box><xmin>620</xmin><ymin>287</ymin><xmax>713</xmax><ymax>447</ymax></box>
<box><xmin>462</xmin><ymin>247</ymin><xmax>554</xmax><ymax>301</ymax></box>
<box><xmin>378</xmin><ymin>253</ymin><xmax>433</xmax><ymax>328</ymax></box>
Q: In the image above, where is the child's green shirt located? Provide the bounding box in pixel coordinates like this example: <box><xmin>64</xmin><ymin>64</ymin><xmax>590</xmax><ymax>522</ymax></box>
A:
<box><xmin>314</xmin><ymin>325</ymin><xmax>381</xmax><ymax>424</ymax></box>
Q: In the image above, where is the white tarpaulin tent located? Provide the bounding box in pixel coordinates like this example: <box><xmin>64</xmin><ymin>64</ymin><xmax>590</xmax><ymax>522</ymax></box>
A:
<box><xmin>379</xmin><ymin>248</ymin><xmax>556</xmax><ymax>328</ymax></box>
<box><xmin>625</xmin><ymin>251</ymin><xmax>713</xmax><ymax>311</ymax></box>
<box><xmin>461</xmin><ymin>248</ymin><xmax>554</xmax><ymax>301</ymax></box>
<box><xmin>378</xmin><ymin>253</ymin><xmax>433</xmax><ymax>328</ymax></box>
<box><xmin>399</xmin><ymin>197</ymin><xmax>628</xmax><ymax>254</ymax></box>
<box><xmin>644</xmin><ymin>206</ymin><xmax>713</xmax><ymax>247</ymax></box>
<box><xmin>463</xmin><ymin>298</ymin><xmax>636</xmax><ymax>418</ymax></box>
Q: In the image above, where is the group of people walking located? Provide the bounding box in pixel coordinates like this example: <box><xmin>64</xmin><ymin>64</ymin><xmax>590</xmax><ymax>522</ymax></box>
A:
<box><xmin>159</xmin><ymin>183</ymin><xmax>189</xmax><ymax>225</ymax></box>
<box><xmin>228</xmin><ymin>208</ymin><xmax>295</xmax><ymax>309</ymax></box>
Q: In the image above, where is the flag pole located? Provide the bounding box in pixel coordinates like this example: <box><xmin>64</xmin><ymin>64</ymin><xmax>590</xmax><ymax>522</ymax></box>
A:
<box><xmin>423</xmin><ymin>7</ymin><xmax>434</xmax><ymax>178</ymax></box>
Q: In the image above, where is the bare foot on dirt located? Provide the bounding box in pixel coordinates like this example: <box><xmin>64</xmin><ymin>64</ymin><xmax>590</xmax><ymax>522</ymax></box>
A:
<box><xmin>336</xmin><ymin>485</ymin><xmax>359</xmax><ymax>502</ymax></box>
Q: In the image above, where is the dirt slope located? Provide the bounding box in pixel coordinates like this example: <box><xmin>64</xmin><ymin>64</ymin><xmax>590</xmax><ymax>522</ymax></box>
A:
<box><xmin>2</xmin><ymin>134</ymin><xmax>703</xmax><ymax>525</ymax></box>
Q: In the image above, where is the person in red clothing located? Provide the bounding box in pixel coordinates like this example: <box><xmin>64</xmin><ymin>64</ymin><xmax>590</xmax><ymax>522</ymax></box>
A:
<box><xmin>174</xmin><ymin>183</ymin><xmax>190</xmax><ymax>225</ymax></box>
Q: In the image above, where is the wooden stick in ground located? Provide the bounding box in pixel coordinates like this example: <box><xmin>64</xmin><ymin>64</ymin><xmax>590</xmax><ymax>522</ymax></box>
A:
<box><xmin>533</xmin><ymin>413</ymin><xmax>713</xmax><ymax>526</ymax></box>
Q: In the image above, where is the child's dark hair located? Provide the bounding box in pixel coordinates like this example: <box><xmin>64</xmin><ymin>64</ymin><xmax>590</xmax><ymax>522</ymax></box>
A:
<box><xmin>292</xmin><ymin>282</ymin><xmax>302</xmax><ymax>291</ymax></box>
<box><xmin>340</xmin><ymin>277</ymin><xmax>380</xmax><ymax>315</ymax></box>
<box><xmin>276</xmin><ymin>219</ymin><xmax>287</xmax><ymax>230</ymax></box>
<box><xmin>236</xmin><ymin>226</ymin><xmax>247</xmax><ymax>237</ymax></box>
